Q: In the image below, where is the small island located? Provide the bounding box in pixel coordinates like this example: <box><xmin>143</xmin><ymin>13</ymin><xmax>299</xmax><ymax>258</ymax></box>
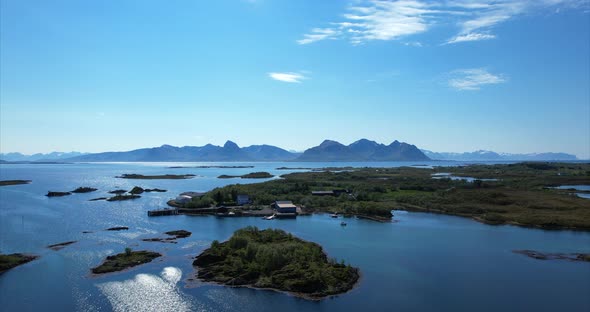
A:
<box><xmin>47</xmin><ymin>241</ymin><xmax>77</xmax><ymax>251</ymax></box>
<box><xmin>0</xmin><ymin>180</ymin><xmax>31</xmax><ymax>187</ymax></box>
<box><xmin>217</xmin><ymin>172</ymin><xmax>274</xmax><ymax>179</ymax></box>
<box><xmin>513</xmin><ymin>250</ymin><xmax>590</xmax><ymax>262</ymax></box>
<box><xmin>116</xmin><ymin>174</ymin><xmax>195</xmax><ymax>180</ymax></box>
<box><xmin>106</xmin><ymin>194</ymin><xmax>141</xmax><ymax>201</ymax></box>
<box><xmin>0</xmin><ymin>253</ymin><xmax>38</xmax><ymax>274</ymax></box>
<box><xmin>106</xmin><ymin>226</ymin><xmax>129</xmax><ymax>231</ymax></box>
<box><xmin>142</xmin><ymin>230</ymin><xmax>192</xmax><ymax>243</ymax></box>
<box><xmin>91</xmin><ymin>248</ymin><xmax>161</xmax><ymax>274</ymax></box>
<box><xmin>170</xmin><ymin>165</ymin><xmax>254</xmax><ymax>169</ymax></box>
<box><xmin>193</xmin><ymin>227</ymin><xmax>359</xmax><ymax>299</ymax></box>
<box><xmin>46</xmin><ymin>191</ymin><xmax>72</xmax><ymax>197</ymax></box>
<box><xmin>127</xmin><ymin>186</ymin><xmax>167</xmax><ymax>194</ymax></box>
<box><xmin>71</xmin><ymin>187</ymin><xmax>97</xmax><ymax>193</ymax></box>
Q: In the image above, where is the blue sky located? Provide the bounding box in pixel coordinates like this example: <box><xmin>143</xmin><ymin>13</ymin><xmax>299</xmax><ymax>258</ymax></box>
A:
<box><xmin>1</xmin><ymin>0</ymin><xmax>589</xmax><ymax>158</ymax></box>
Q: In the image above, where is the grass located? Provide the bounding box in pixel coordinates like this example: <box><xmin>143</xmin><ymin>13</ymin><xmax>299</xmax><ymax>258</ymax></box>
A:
<box><xmin>91</xmin><ymin>250</ymin><xmax>161</xmax><ymax>274</ymax></box>
<box><xmin>194</xmin><ymin>227</ymin><xmax>359</xmax><ymax>299</ymax></box>
<box><xmin>188</xmin><ymin>162</ymin><xmax>590</xmax><ymax>229</ymax></box>
<box><xmin>0</xmin><ymin>254</ymin><xmax>38</xmax><ymax>273</ymax></box>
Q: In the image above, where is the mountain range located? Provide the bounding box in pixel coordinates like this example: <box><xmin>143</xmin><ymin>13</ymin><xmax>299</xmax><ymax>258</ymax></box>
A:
<box><xmin>421</xmin><ymin>150</ymin><xmax>578</xmax><ymax>161</ymax></box>
<box><xmin>0</xmin><ymin>140</ymin><xmax>580</xmax><ymax>162</ymax></box>
<box><xmin>297</xmin><ymin>139</ymin><xmax>429</xmax><ymax>161</ymax></box>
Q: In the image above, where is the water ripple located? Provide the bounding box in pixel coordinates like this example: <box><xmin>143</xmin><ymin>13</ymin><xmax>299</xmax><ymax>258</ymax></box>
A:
<box><xmin>97</xmin><ymin>267</ymin><xmax>195</xmax><ymax>312</ymax></box>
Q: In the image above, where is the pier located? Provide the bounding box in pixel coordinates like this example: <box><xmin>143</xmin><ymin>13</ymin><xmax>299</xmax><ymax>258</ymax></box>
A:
<box><xmin>147</xmin><ymin>208</ymin><xmax>178</xmax><ymax>217</ymax></box>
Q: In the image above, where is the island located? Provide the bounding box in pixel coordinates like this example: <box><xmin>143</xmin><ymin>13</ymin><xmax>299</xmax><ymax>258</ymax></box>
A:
<box><xmin>193</xmin><ymin>227</ymin><xmax>360</xmax><ymax>299</ymax></box>
<box><xmin>0</xmin><ymin>180</ymin><xmax>31</xmax><ymax>187</ymax></box>
<box><xmin>47</xmin><ymin>241</ymin><xmax>77</xmax><ymax>251</ymax></box>
<box><xmin>513</xmin><ymin>250</ymin><xmax>590</xmax><ymax>262</ymax></box>
<box><xmin>169</xmin><ymin>165</ymin><xmax>254</xmax><ymax>169</ymax></box>
<box><xmin>116</xmin><ymin>174</ymin><xmax>195</xmax><ymax>180</ymax></box>
<box><xmin>91</xmin><ymin>248</ymin><xmax>161</xmax><ymax>274</ymax></box>
<box><xmin>218</xmin><ymin>172</ymin><xmax>274</xmax><ymax>179</ymax></box>
<box><xmin>106</xmin><ymin>194</ymin><xmax>141</xmax><ymax>201</ymax></box>
<box><xmin>46</xmin><ymin>191</ymin><xmax>72</xmax><ymax>197</ymax></box>
<box><xmin>182</xmin><ymin>162</ymin><xmax>590</xmax><ymax>229</ymax></box>
<box><xmin>71</xmin><ymin>187</ymin><xmax>97</xmax><ymax>193</ymax></box>
<box><xmin>106</xmin><ymin>226</ymin><xmax>129</xmax><ymax>231</ymax></box>
<box><xmin>142</xmin><ymin>230</ymin><xmax>192</xmax><ymax>243</ymax></box>
<box><xmin>0</xmin><ymin>253</ymin><xmax>38</xmax><ymax>274</ymax></box>
<box><xmin>128</xmin><ymin>186</ymin><xmax>168</xmax><ymax>194</ymax></box>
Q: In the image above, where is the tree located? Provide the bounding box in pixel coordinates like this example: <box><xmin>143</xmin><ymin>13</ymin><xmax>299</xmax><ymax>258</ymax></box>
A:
<box><xmin>125</xmin><ymin>247</ymin><xmax>132</xmax><ymax>256</ymax></box>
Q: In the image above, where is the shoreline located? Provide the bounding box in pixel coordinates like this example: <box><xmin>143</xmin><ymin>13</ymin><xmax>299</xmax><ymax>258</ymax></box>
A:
<box><xmin>188</xmin><ymin>273</ymin><xmax>362</xmax><ymax>301</ymax></box>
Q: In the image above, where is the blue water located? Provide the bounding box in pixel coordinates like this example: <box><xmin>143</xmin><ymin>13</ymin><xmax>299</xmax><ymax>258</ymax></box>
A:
<box><xmin>1</xmin><ymin>162</ymin><xmax>589</xmax><ymax>311</ymax></box>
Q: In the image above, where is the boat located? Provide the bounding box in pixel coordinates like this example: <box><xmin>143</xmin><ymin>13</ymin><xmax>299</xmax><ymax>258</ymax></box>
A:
<box><xmin>263</xmin><ymin>214</ymin><xmax>275</xmax><ymax>220</ymax></box>
<box><xmin>340</xmin><ymin>221</ymin><xmax>347</xmax><ymax>226</ymax></box>
<box><xmin>331</xmin><ymin>214</ymin><xmax>338</xmax><ymax>218</ymax></box>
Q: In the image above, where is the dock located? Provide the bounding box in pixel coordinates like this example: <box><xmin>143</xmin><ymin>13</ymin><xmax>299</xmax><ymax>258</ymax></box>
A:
<box><xmin>147</xmin><ymin>208</ymin><xmax>178</xmax><ymax>217</ymax></box>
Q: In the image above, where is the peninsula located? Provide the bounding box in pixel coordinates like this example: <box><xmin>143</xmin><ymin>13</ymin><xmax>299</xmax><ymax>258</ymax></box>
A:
<box><xmin>181</xmin><ymin>162</ymin><xmax>590</xmax><ymax>230</ymax></box>
<box><xmin>193</xmin><ymin>227</ymin><xmax>359</xmax><ymax>299</ymax></box>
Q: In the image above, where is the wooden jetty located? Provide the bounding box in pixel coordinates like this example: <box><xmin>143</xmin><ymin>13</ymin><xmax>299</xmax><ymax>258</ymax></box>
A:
<box><xmin>147</xmin><ymin>208</ymin><xmax>178</xmax><ymax>217</ymax></box>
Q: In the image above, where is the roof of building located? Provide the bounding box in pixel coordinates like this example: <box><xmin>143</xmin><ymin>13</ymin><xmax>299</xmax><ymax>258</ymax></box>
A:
<box><xmin>276</xmin><ymin>202</ymin><xmax>297</xmax><ymax>209</ymax></box>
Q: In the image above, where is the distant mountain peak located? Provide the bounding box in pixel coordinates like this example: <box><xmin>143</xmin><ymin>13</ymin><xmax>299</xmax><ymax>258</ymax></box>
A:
<box><xmin>297</xmin><ymin>138</ymin><xmax>429</xmax><ymax>162</ymax></box>
<box><xmin>350</xmin><ymin>139</ymin><xmax>379</xmax><ymax>146</ymax></box>
<box><xmin>223</xmin><ymin>140</ymin><xmax>240</xmax><ymax>150</ymax></box>
<box><xmin>319</xmin><ymin>140</ymin><xmax>343</xmax><ymax>147</ymax></box>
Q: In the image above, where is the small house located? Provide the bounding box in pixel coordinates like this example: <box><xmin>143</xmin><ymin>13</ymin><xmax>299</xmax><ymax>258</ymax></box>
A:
<box><xmin>275</xmin><ymin>201</ymin><xmax>297</xmax><ymax>213</ymax></box>
<box><xmin>237</xmin><ymin>194</ymin><xmax>250</xmax><ymax>205</ymax></box>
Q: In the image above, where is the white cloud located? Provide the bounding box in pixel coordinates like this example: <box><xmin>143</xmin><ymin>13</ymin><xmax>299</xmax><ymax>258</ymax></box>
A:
<box><xmin>448</xmin><ymin>68</ymin><xmax>506</xmax><ymax>90</ymax></box>
<box><xmin>446</xmin><ymin>32</ymin><xmax>495</xmax><ymax>44</ymax></box>
<box><xmin>268</xmin><ymin>72</ymin><xmax>307</xmax><ymax>83</ymax></box>
<box><xmin>298</xmin><ymin>0</ymin><xmax>588</xmax><ymax>45</ymax></box>
<box><xmin>298</xmin><ymin>0</ymin><xmax>438</xmax><ymax>45</ymax></box>
<box><xmin>297</xmin><ymin>28</ymin><xmax>340</xmax><ymax>45</ymax></box>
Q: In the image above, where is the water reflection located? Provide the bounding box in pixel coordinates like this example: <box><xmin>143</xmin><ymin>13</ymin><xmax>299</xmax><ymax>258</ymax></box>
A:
<box><xmin>97</xmin><ymin>267</ymin><xmax>194</xmax><ymax>312</ymax></box>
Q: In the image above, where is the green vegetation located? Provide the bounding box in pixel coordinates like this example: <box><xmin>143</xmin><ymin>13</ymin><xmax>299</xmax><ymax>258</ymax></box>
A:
<box><xmin>0</xmin><ymin>180</ymin><xmax>31</xmax><ymax>186</ymax></box>
<box><xmin>218</xmin><ymin>172</ymin><xmax>274</xmax><ymax>179</ymax></box>
<box><xmin>106</xmin><ymin>194</ymin><xmax>141</xmax><ymax>201</ymax></box>
<box><xmin>191</xmin><ymin>163</ymin><xmax>590</xmax><ymax>229</ymax></box>
<box><xmin>71</xmin><ymin>187</ymin><xmax>97</xmax><ymax>193</ymax></box>
<box><xmin>46</xmin><ymin>191</ymin><xmax>71</xmax><ymax>197</ymax></box>
<box><xmin>194</xmin><ymin>227</ymin><xmax>359</xmax><ymax>299</ymax></box>
<box><xmin>116</xmin><ymin>174</ymin><xmax>195</xmax><ymax>179</ymax></box>
<box><xmin>91</xmin><ymin>249</ymin><xmax>161</xmax><ymax>274</ymax></box>
<box><xmin>0</xmin><ymin>254</ymin><xmax>38</xmax><ymax>273</ymax></box>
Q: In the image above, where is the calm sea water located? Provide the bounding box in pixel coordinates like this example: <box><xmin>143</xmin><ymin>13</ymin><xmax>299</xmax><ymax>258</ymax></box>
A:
<box><xmin>1</xmin><ymin>162</ymin><xmax>589</xmax><ymax>311</ymax></box>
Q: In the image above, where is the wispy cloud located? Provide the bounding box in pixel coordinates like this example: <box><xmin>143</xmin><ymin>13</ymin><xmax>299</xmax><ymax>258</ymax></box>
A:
<box><xmin>448</xmin><ymin>68</ymin><xmax>506</xmax><ymax>90</ymax></box>
<box><xmin>445</xmin><ymin>32</ymin><xmax>495</xmax><ymax>44</ymax></box>
<box><xmin>297</xmin><ymin>28</ymin><xmax>341</xmax><ymax>45</ymax></box>
<box><xmin>268</xmin><ymin>72</ymin><xmax>308</xmax><ymax>83</ymax></box>
<box><xmin>298</xmin><ymin>0</ymin><xmax>588</xmax><ymax>45</ymax></box>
